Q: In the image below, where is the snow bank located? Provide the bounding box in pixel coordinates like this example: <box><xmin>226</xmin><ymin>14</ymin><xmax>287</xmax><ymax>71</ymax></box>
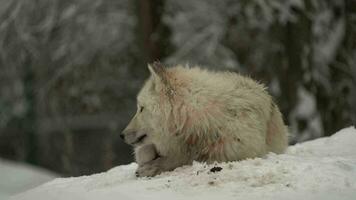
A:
<box><xmin>12</xmin><ymin>127</ymin><xmax>356</xmax><ymax>200</ymax></box>
<box><xmin>0</xmin><ymin>159</ymin><xmax>57</xmax><ymax>199</ymax></box>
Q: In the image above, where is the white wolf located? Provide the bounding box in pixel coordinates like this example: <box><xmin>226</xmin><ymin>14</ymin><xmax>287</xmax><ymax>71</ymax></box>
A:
<box><xmin>121</xmin><ymin>62</ymin><xmax>288</xmax><ymax>177</ymax></box>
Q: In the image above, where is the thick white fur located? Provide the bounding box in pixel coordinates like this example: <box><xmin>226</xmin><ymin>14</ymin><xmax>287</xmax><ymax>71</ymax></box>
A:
<box><xmin>134</xmin><ymin>144</ymin><xmax>158</xmax><ymax>165</ymax></box>
<box><xmin>124</xmin><ymin>64</ymin><xmax>288</xmax><ymax>177</ymax></box>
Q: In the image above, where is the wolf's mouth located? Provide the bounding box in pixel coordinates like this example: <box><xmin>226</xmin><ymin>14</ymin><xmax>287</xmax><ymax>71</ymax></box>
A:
<box><xmin>132</xmin><ymin>134</ymin><xmax>147</xmax><ymax>145</ymax></box>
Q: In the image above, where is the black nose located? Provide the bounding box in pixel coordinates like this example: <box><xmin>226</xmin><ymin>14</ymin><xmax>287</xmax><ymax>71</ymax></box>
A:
<box><xmin>119</xmin><ymin>133</ymin><xmax>125</xmax><ymax>140</ymax></box>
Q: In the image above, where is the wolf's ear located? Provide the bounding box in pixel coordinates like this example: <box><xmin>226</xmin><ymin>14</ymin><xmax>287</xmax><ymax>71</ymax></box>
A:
<box><xmin>148</xmin><ymin>62</ymin><xmax>169</xmax><ymax>86</ymax></box>
<box><xmin>148</xmin><ymin>62</ymin><xmax>175</xmax><ymax>97</ymax></box>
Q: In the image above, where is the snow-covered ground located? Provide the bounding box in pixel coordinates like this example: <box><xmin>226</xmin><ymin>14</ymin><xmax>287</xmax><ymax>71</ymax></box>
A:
<box><xmin>0</xmin><ymin>159</ymin><xmax>57</xmax><ymax>199</ymax></box>
<box><xmin>12</xmin><ymin>127</ymin><xmax>356</xmax><ymax>200</ymax></box>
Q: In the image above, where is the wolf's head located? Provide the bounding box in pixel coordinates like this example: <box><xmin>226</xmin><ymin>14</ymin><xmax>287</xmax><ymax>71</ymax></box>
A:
<box><xmin>121</xmin><ymin>62</ymin><xmax>226</xmax><ymax>148</ymax></box>
<box><xmin>120</xmin><ymin>62</ymin><xmax>178</xmax><ymax>147</ymax></box>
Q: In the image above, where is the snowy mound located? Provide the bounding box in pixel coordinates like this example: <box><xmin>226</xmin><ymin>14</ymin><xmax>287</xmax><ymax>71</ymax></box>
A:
<box><xmin>0</xmin><ymin>159</ymin><xmax>57</xmax><ymax>199</ymax></box>
<box><xmin>12</xmin><ymin>127</ymin><xmax>356</xmax><ymax>200</ymax></box>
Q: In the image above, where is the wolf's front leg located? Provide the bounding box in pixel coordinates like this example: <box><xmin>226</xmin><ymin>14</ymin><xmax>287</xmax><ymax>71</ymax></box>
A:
<box><xmin>135</xmin><ymin>144</ymin><xmax>158</xmax><ymax>165</ymax></box>
<box><xmin>136</xmin><ymin>155</ymin><xmax>191</xmax><ymax>177</ymax></box>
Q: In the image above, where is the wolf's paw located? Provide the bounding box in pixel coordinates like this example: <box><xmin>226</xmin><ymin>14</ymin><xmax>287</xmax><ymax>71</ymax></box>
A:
<box><xmin>136</xmin><ymin>160</ymin><xmax>163</xmax><ymax>177</ymax></box>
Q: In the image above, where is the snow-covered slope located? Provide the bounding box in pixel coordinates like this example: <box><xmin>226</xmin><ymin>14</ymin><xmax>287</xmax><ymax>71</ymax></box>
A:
<box><xmin>12</xmin><ymin>127</ymin><xmax>356</xmax><ymax>200</ymax></box>
<box><xmin>0</xmin><ymin>159</ymin><xmax>57</xmax><ymax>199</ymax></box>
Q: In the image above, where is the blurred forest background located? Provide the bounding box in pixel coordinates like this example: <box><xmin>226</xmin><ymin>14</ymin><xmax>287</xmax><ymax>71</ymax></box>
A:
<box><xmin>0</xmin><ymin>0</ymin><xmax>355</xmax><ymax>177</ymax></box>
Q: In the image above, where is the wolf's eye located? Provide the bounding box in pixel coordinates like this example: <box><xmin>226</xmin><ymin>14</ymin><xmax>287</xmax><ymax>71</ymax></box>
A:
<box><xmin>139</xmin><ymin>106</ymin><xmax>144</xmax><ymax>113</ymax></box>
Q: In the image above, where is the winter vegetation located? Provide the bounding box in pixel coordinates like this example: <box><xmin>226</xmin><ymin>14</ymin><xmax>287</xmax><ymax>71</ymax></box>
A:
<box><xmin>12</xmin><ymin>127</ymin><xmax>356</xmax><ymax>200</ymax></box>
<box><xmin>0</xmin><ymin>0</ymin><xmax>355</xmax><ymax>183</ymax></box>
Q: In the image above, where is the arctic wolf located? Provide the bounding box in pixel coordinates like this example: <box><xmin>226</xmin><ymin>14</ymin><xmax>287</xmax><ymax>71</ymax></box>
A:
<box><xmin>121</xmin><ymin>62</ymin><xmax>288</xmax><ymax>177</ymax></box>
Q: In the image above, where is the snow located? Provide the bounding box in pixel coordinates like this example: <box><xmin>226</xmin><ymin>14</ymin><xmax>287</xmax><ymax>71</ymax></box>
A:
<box><xmin>12</xmin><ymin>127</ymin><xmax>356</xmax><ymax>200</ymax></box>
<box><xmin>0</xmin><ymin>159</ymin><xmax>57</xmax><ymax>199</ymax></box>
